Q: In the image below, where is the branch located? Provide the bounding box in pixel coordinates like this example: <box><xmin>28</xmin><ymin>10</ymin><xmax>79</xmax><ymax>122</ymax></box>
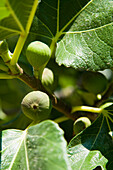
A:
<box><xmin>18</xmin><ymin>71</ymin><xmax>38</xmax><ymax>90</ymax></box>
<box><xmin>17</xmin><ymin>71</ymin><xmax>98</xmax><ymax>121</ymax></box>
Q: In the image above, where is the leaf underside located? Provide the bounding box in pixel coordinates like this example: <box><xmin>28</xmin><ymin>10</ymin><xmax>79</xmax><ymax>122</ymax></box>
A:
<box><xmin>0</xmin><ymin>0</ymin><xmax>37</xmax><ymax>40</ymax></box>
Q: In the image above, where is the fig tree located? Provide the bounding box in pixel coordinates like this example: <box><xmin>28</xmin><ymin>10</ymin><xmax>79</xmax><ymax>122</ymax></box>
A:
<box><xmin>21</xmin><ymin>91</ymin><xmax>52</xmax><ymax>121</ymax></box>
<box><xmin>26</xmin><ymin>41</ymin><xmax>51</xmax><ymax>79</ymax></box>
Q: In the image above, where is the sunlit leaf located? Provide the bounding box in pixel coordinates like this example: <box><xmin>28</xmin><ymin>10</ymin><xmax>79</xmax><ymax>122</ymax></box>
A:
<box><xmin>35</xmin><ymin>0</ymin><xmax>113</xmax><ymax>71</ymax></box>
<box><xmin>56</xmin><ymin>0</ymin><xmax>113</xmax><ymax>71</ymax></box>
<box><xmin>1</xmin><ymin>120</ymin><xmax>71</xmax><ymax>170</ymax></box>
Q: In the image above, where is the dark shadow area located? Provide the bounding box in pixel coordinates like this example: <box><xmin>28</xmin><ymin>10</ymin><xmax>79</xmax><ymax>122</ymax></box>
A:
<box><xmin>81</xmin><ymin>115</ymin><xmax>113</xmax><ymax>169</ymax></box>
<box><xmin>69</xmin><ymin>114</ymin><xmax>113</xmax><ymax>169</ymax></box>
<box><xmin>0</xmin><ymin>128</ymin><xmax>2</xmax><ymax>170</ymax></box>
<box><xmin>93</xmin><ymin>166</ymin><xmax>102</xmax><ymax>170</ymax></box>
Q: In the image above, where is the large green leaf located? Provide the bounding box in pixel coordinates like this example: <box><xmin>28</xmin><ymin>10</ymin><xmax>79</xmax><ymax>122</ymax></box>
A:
<box><xmin>0</xmin><ymin>0</ymin><xmax>38</xmax><ymax>40</ymax></box>
<box><xmin>35</xmin><ymin>0</ymin><xmax>113</xmax><ymax>71</ymax></box>
<box><xmin>67</xmin><ymin>114</ymin><xmax>113</xmax><ymax>170</ymax></box>
<box><xmin>1</xmin><ymin>120</ymin><xmax>71</xmax><ymax>170</ymax></box>
<box><xmin>56</xmin><ymin>0</ymin><xmax>113</xmax><ymax>71</ymax></box>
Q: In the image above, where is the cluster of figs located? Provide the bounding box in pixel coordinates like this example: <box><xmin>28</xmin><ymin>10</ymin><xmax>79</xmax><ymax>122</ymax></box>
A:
<box><xmin>21</xmin><ymin>40</ymin><xmax>108</xmax><ymax>133</ymax></box>
<box><xmin>21</xmin><ymin>41</ymin><xmax>54</xmax><ymax>122</ymax></box>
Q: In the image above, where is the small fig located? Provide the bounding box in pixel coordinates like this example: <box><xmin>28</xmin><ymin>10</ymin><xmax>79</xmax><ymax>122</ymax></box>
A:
<box><xmin>21</xmin><ymin>91</ymin><xmax>52</xmax><ymax>121</ymax></box>
<box><xmin>82</xmin><ymin>71</ymin><xmax>108</xmax><ymax>94</ymax></box>
<box><xmin>73</xmin><ymin>117</ymin><xmax>91</xmax><ymax>135</ymax></box>
<box><xmin>41</xmin><ymin>68</ymin><xmax>57</xmax><ymax>92</ymax></box>
<box><xmin>26</xmin><ymin>41</ymin><xmax>51</xmax><ymax>78</ymax></box>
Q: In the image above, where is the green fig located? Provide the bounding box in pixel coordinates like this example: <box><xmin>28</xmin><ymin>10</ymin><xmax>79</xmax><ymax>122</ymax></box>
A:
<box><xmin>73</xmin><ymin>117</ymin><xmax>91</xmax><ymax>135</ymax></box>
<box><xmin>21</xmin><ymin>91</ymin><xmax>52</xmax><ymax>121</ymax></box>
<box><xmin>82</xmin><ymin>71</ymin><xmax>108</xmax><ymax>94</ymax></box>
<box><xmin>26</xmin><ymin>41</ymin><xmax>51</xmax><ymax>79</ymax></box>
<box><xmin>41</xmin><ymin>68</ymin><xmax>57</xmax><ymax>92</ymax></box>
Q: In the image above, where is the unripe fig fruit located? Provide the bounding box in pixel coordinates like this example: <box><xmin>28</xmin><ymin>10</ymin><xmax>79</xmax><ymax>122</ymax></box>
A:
<box><xmin>26</xmin><ymin>41</ymin><xmax>51</xmax><ymax>78</ymax></box>
<box><xmin>41</xmin><ymin>68</ymin><xmax>56</xmax><ymax>92</ymax></box>
<box><xmin>73</xmin><ymin>117</ymin><xmax>91</xmax><ymax>135</ymax></box>
<box><xmin>21</xmin><ymin>91</ymin><xmax>52</xmax><ymax>121</ymax></box>
<box><xmin>82</xmin><ymin>71</ymin><xmax>108</xmax><ymax>94</ymax></box>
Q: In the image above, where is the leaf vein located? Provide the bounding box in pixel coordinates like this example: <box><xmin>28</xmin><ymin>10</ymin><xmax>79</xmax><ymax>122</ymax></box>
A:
<box><xmin>59</xmin><ymin>0</ymin><xmax>94</xmax><ymax>34</ymax></box>
<box><xmin>43</xmin><ymin>1</ymin><xmax>57</xmax><ymax>10</ymax></box>
<box><xmin>6</xmin><ymin>0</ymin><xmax>25</xmax><ymax>33</ymax></box>
<box><xmin>95</xmin><ymin>30</ymin><xmax>112</xmax><ymax>48</ymax></box>
<box><xmin>81</xmin><ymin>32</ymin><xmax>107</xmax><ymax>67</ymax></box>
<box><xmin>37</xmin><ymin>18</ymin><xmax>54</xmax><ymax>37</ymax></box>
<box><xmin>8</xmin><ymin>131</ymin><xmax>26</xmax><ymax>169</ymax></box>
<box><xmin>0</xmin><ymin>25</ymin><xmax>21</xmax><ymax>34</ymax></box>
<box><xmin>24</xmin><ymin>132</ymin><xmax>30</xmax><ymax>170</ymax></box>
<box><xmin>63</xmin><ymin>22</ymin><xmax>113</xmax><ymax>35</ymax></box>
<box><xmin>90</xmin><ymin>115</ymin><xmax>104</xmax><ymax>150</ymax></box>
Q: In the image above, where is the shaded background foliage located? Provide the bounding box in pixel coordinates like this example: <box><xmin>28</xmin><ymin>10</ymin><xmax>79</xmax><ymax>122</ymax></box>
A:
<box><xmin>0</xmin><ymin>0</ymin><xmax>113</xmax><ymax>169</ymax></box>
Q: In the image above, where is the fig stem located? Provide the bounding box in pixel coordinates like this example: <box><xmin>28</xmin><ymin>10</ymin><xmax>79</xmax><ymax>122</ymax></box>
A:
<box><xmin>0</xmin><ymin>40</ymin><xmax>23</xmax><ymax>75</ymax></box>
<box><xmin>10</xmin><ymin>34</ymin><xmax>28</xmax><ymax>65</ymax></box>
<box><xmin>0</xmin><ymin>64</ymin><xmax>9</xmax><ymax>72</ymax></box>
<box><xmin>72</xmin><ymin>106</ymin><xmax>103</xmax><ymax>114</ymax></box>
<box><xmin>0</xmin><ymin>73</ymin><xmax>17</xmax><ymax>79</ymax></box>
<box><xmin>50</xmin><ymin>38</ymin><xmax>57</xmax><ymax>58</ymax></box>
<box><xmin>33</xmin><ymin>67</ymin><xmax>44</xmax><ymax>80</ymax></box>
<box><xmin>54</xmin><ymin>116</ymin><xmax>69</xmax><ymax>123</ymax></box>
<box><xmin>26</xmin><ymin>120</ymin><xmax>40</xmax><ymax>129</ymax></box>
<box><xmin>48</xmin><ymin>94</ymin><xmax>98</xmax><ymax>121</ymax></box>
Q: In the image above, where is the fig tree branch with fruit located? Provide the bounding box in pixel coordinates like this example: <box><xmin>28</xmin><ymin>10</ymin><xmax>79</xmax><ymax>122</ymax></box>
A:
<box><xmin>1</xmin><ymin>0</ymin><xmax>113</xmax><ymax>169</ymax></box>
<box><xmin>0</xmin><ymin>39</ymin><xmax>101</xmax><ymax>122</ymax></box>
